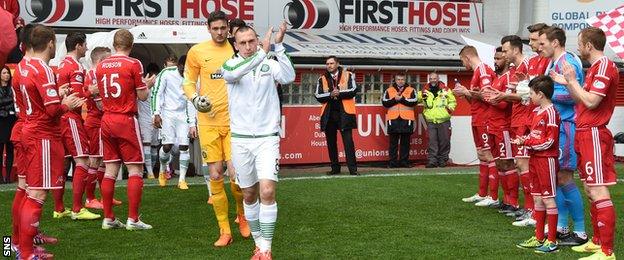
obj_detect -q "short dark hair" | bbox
[207,10,228,27]
[229,18,246,34]
[65,32,86,52]
[496,46,503,53]
[20,23,37,49]
[542,26,566,47]
[234,25,256,36]
[579,27,606,51]
[90,47,111,63]
[30,25,56,53]
[326,55,339,63]
[501,35,523,52]
[529,75,554,99]
[164,55,178,64]
[527,23,549,33]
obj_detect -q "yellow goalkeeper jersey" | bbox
[183,40,234,127]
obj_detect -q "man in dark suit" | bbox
[315,56,358,175]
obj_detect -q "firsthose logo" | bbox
[283,0,329,29]
[25,0,83,23]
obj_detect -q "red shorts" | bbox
[510,126,529,158]
[60,114,90,158]
[529,156,558,198]
[23,136,65,190]
[575,127,617,186]
[85,124,103,158]
[472,126,491,151]
[488,128,513,160]
[13,141,25,178]
[101,113,144,164]
[10,121,25,178]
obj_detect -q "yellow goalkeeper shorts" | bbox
[198,125,231,163]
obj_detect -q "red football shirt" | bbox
[96,54,146,115]
[525,104,560,157]
[84,68,103,127]
[488,70,512,130]
[508,57,536,127]
[11,57,27,121]
[56,55,86,115]
[575,56,620,128]
[469,63,496,126]
[527,54,551,78]
[19,58,63,139]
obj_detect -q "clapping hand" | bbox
[452,83,469,96]
[143,74,156,88]
[261,27,273,54]
[275,21,287,44]
[62,92,86,110]
[511,136,526,145]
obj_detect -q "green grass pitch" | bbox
[0,165,622,259]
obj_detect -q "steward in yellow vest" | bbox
[314,56,358,175]
[418,73,456,168]
[381,74,418,168]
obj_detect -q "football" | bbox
[193,95,212,113]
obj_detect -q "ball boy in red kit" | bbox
[96,29,155,230]
[515,75,560,254]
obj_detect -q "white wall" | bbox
[449,116,479,165]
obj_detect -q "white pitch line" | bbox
[0,171,476,192]
[2,173,621,192]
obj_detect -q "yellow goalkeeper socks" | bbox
[230,180,244,216]
[210,179,231,234]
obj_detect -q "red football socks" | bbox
[127,174,144,221]
[478,162,488,197]
[72,164,89,212]
[546,207,558,243]
[19,196,44,258]
[594,199,615,256]
[11,187,25,245]
[101,176,116,219]
[488,162,499,200]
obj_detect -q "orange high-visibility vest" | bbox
[385,86,416,121]
[320,69,356,115]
